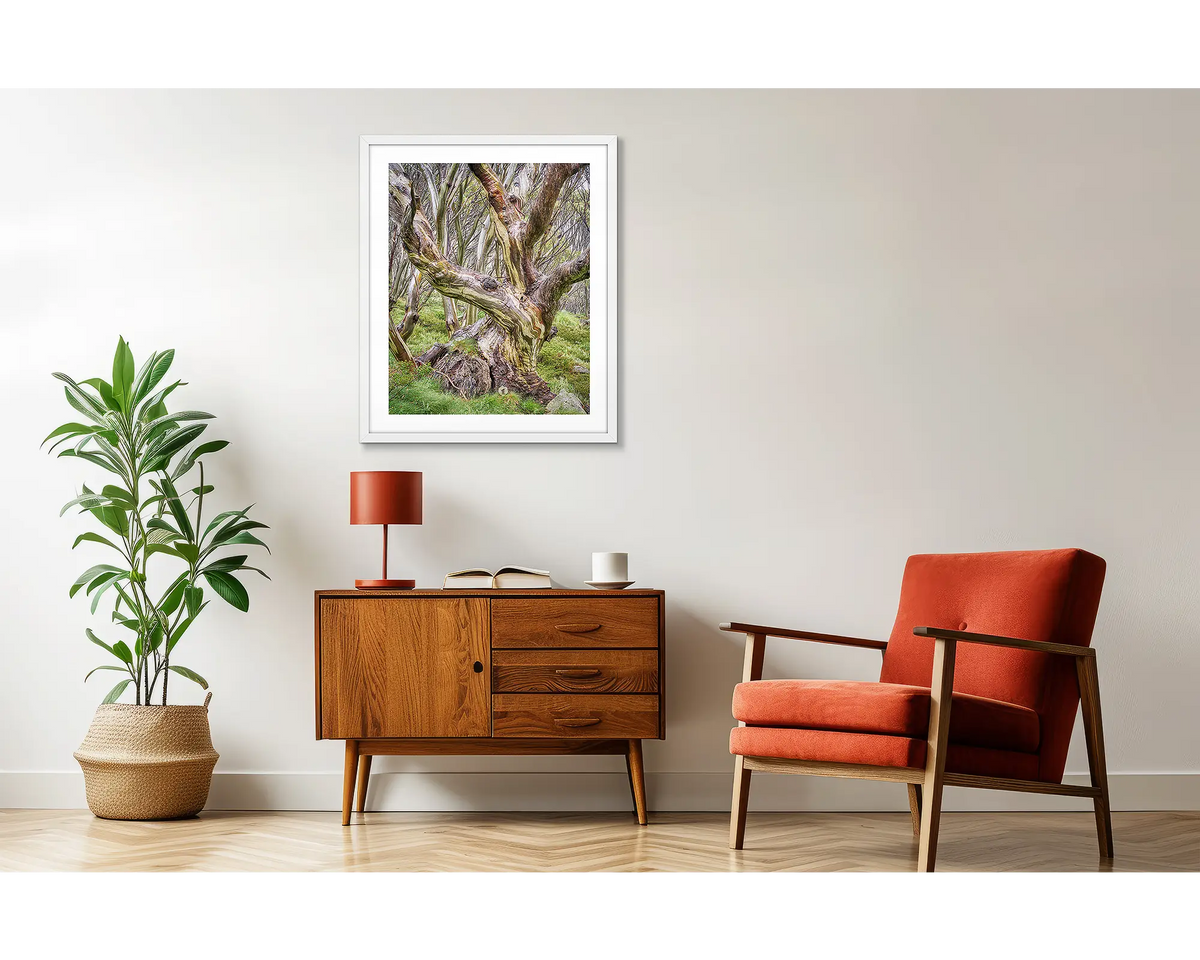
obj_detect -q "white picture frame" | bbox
[359,135,618,443]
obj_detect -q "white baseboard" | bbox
[2,770,1198,812]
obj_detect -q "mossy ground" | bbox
[388,300,590,415]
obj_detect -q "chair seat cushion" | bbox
[729,726,1040,780]
[732,679,1040,754]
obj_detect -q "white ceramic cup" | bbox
[592,552,629,582]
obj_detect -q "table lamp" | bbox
[350,471,422,589]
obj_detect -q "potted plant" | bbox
[45,337,269,819]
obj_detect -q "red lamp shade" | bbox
[350,471,422,526]
[350,471,422,589]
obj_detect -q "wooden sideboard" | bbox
[314,589,665,825]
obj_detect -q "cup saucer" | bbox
[585,580,635,590]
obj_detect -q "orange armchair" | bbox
[722,549,1110,871]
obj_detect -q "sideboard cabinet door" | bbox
[319,598,490,738]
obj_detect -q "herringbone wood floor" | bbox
[2,810,1198,871]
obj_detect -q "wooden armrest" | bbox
[914,626,1094,658]
[720,621,888,651]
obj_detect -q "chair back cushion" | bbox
[878,549,1105,782]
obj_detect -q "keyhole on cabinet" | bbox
[473,661,483,673]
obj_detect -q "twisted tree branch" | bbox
[524,163,585,249]
[390,167,519,320]
[536,249,590,314]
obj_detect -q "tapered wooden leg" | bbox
[907,783,922,838]
[624,753,639,817]
[342,739,359,826]
[918,638,956,872]
[627,739,647,826]
[1078,656,1115,858]
[355,753,373,814]
[730,755,752,849]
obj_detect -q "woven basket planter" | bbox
[74,698,219,820]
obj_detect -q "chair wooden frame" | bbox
[721,621,1113,872]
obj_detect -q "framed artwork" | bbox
[359,135,617,443]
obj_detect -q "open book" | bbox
[443,566,552,589]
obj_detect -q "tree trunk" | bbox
[390,271,423,365]
[476,319,553,404]
[441,295,460,335]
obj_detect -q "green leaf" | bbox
[58,447,123,475]
[184,585,203,618]
[88,502,130,538]
[85,665,129,683]
[43,422,94,447]
[100,484,136,508]
[60,492,110,517]
[101,679,133,704]
[80,377,119,412]
[54,373,107,423]
[111,581,138,616]
[72,531,120,551]
[144,410,214,433]
[85,570,123,596]
[61,385,100,423]
[175,542,200,564]
[209,519,269,546]
[70,564,124,599]
[86,628,115,656]
[204,570,249,611]
[159,576,189,616]
[167,665,209,690]
[90,574,125,614]
[147,617,164,652]
[157,476,194,543]
[191,484,215,496]
[145,527,180,545]
[145,542,183,559]
[204,554,248,573]
[137,380,185,423]
[175,440,229,477]
[146,423,208,471]
[111,640,134,664]
[237,566,270,579]
[220,531,271,553]
[111,336,136,412]
[202,507,251,541]
[131,349,174,407]
[89,434,127,471]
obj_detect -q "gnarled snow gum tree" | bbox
[389,162,589,403]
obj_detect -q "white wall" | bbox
[2,90,1198,812]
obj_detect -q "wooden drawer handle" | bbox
[554,669,601,678]
[553,717,602,727]
[555,622,602,633]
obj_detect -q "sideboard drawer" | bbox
[492,694,660,738]
[492,649,658,694]
[491,597,659,649]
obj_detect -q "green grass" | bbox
[388,301,590,415]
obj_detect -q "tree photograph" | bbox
[387,161,592,416]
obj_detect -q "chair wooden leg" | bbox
[918,638,956,872]
[730,755,752,850]
[1078,657,1115,858]
[341,739,359,826]
[355,753,373,814]
[907,783,922,838]
[627,739,648,826]
[624,752,639,817]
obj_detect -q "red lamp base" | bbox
[355,579,416,590]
